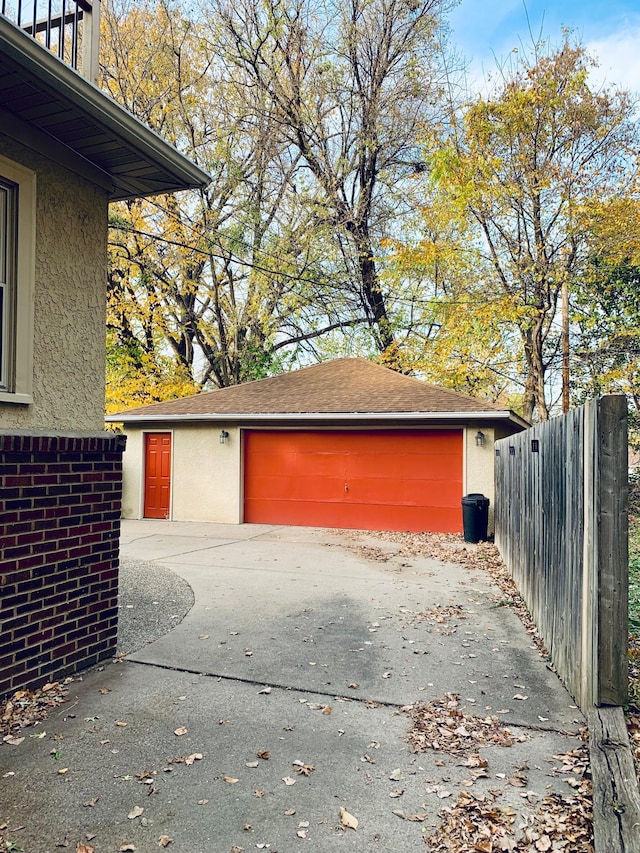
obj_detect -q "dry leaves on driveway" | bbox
[404,693,525,756]
[425,767,593,852]
[0,681,71,737]
[363,532,549,655]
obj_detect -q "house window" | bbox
[0,155,35,404]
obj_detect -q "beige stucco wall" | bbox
[464,426,496,532]
[121,424,242,523]
[0,136,108,431]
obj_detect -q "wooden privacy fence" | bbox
[494,395,628,712]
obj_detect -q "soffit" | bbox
[0,18,210,199]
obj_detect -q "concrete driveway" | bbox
[0,520,586,852]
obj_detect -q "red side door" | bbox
[144,433,172,519]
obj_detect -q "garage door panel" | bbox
[345,476,405,505]
[403,479,462,508]
[346,452,405,479]
[244,429,463,533]
[244,498,351,528]
[293,452,346,478]
[293,476,344,501]
[399,452,461,480]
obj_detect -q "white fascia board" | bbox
[107,410,526,426]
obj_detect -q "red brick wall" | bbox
[0,433,126,696]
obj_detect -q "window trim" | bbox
[0,154,35,405]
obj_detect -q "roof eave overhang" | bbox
[0,17,211,199]
[107,410,529,429]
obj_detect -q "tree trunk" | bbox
[354,228,394,352]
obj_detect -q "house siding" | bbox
[0,432,126,696]
[0,135,107,431]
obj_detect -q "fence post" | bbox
[581,400,597,709]
[596,395,628,706]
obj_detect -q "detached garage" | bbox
[109,358,527,534]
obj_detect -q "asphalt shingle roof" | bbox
[111,358,514,419]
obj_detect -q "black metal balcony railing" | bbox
[1,0,100,81]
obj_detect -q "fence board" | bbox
[495,396,628,710]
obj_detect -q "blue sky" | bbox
[448,0,640,91]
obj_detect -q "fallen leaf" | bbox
[389,768,403,781]
[322,706,332,715]
[83,796,100,807]
[157,837,173,847]
[293,763,315,776]
[253,790,265,798]
[348,683,359,689]
[298,821,310,828]
[185,753,203,765]
[77,845,95,853]
[198,799,209,805]
[243,824,252,831]
[257,750,270,760]
[407,814,428,822]
[119,846,136,852]
[258,687,272,695]
[128,806,144,820]
[3,735,25,746]
[282,776,297,786]
[174,727,188,737]
[198,635,210,640]
[244,649,253,657]
[389,788,404,798]
[230,847,245,853]
[460,754,488,768]
[339,807,358,830]
[29,731,47,739]
[58,768,69,775]
[437,789,452,798]
[246,761,259,768]
[513,694,528,701]
[223,776,240,784]
[284,808,296,816]
[296,830,307,839]
[115,721,128,727]
[99,688,111,695]
[382,672,392,678]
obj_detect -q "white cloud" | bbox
[586,25,640,92]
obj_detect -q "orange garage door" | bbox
[243,429,463,533]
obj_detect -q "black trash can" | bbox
[461,493,490,543]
